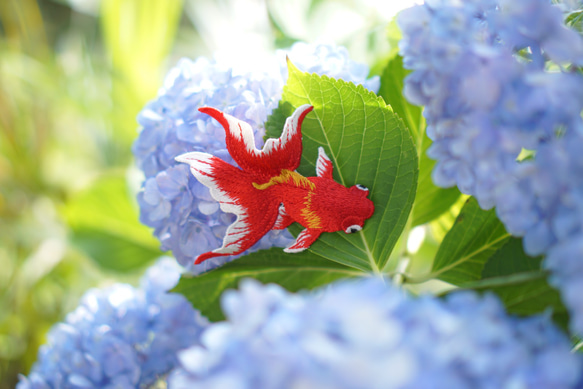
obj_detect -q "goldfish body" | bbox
[176,105,374,264]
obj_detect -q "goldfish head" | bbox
[340,184,374,234]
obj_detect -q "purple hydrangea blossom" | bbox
[169,278,583,388]
[399,0,583,334]
[133,43,380,274]
[17,259,207,389]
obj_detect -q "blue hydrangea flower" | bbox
[399,0,583,334]
[17,259,207,389]
[280,42,380,93]
[399,0,583,206]
[133,43,380,274]
[169,278,583,388]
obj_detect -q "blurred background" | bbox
[0,0,420,386]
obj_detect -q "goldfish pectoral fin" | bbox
[194,250,228,265]
[195,200,280,264]
[315,147,334,179]
[175,151,212,166]
[175,152,239,211]
[194,236,246,265]
[284,228,322,253]
[273,203,294,230]
[176,149,282,265]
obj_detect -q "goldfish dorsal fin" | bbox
[316,147,334,179]
[262,104,313,171]
[198,105,313,176]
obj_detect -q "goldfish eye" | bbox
[356,184,368,192]
[345,224,362,234]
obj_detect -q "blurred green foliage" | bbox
[0,0,184,386]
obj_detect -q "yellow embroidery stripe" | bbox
[252,169,315,191]
[301,191,321,229]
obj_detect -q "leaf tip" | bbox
[286,56,300,75]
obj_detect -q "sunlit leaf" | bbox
[266,61,418,272]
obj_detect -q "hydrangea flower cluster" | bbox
[169,278,583,388]
[279,42,380,93]
[17,259,207,389]
[133,42,380,274]
[398,0,583,333]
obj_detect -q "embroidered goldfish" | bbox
[176,104,374,264]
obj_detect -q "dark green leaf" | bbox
[378,55,422,142]
[265,61,418,272]
[172,248,359,321]
[464,238,566,318]
[482,237,542,277]
[434,224,567,328]
[63,174,162,272]
[431,197,510,285]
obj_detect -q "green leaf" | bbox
[172,248,359,321]
[430,197,510,285]
[377,55,460,226]
[481,237,541,278]
[265,61,418,272]
[459,238,567,319]
[62,173,162,272]
[70,228,160,272]
[566,10,583,33]
[378,55,422,142]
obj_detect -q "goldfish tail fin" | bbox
[198,105,313,176]
[284,228,322,253]
[175,152,280,264]
[197,107,258,172]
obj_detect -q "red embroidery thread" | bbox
[176,105,374,264]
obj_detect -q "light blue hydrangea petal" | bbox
[169,278,583,388]
[17,259,208,389]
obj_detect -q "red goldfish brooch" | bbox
[176,104,374,264]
